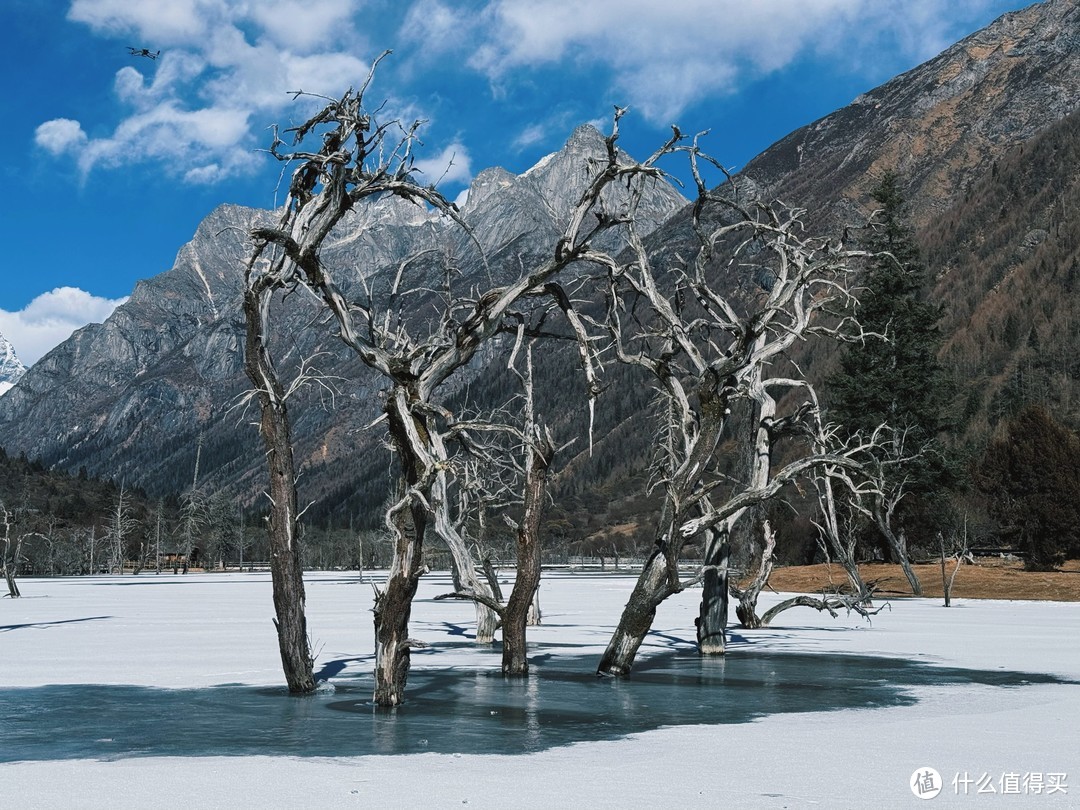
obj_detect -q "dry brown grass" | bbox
[765,558,1080,601]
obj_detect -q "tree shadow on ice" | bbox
[0,616,112,633]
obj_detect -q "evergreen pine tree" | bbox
[829,171,953,548]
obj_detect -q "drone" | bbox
[127,47,160,60]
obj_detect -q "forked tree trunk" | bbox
[698,365,770,651]
[501,429,554,676]
[431,465,499,644]
[372,401,431,706]
[598,392,729,677]
[733,521,779,629]
[2,539,20,599]
[243,283,315,695]
[696,532,731,652]
[3,567,19,598]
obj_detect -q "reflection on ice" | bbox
[1,651,1066,762]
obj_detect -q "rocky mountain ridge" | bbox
[0,331,26,397]
[0,125,686,501]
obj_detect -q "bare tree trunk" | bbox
[2,545,20,597]
[940,530,972,607]
[264,399,315,693]
[875,509,922,595]
[372,396,432,706]
[597,550,676,676]
[242,280,315,695]
[733,521,779,629]
[1,505,21,598]
[697,359,772,653]
[696,529,730,652]
[372,510,423,706]
[939,532,951,608]
[598,392,728,677]
[812,462,873,604]
[502,427,554,676]
[430,470,500,643]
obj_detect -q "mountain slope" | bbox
[743,0,1078,230]
[0,127,686,503]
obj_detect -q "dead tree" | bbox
[808,402,877,604]
[732,520,880,627]
[106,482,138,575]
[731,520,779,629]
[435,339,557,676]
[841,428,928,596]
[869,473,922,595]
[247,56,677,703]
[939,528,973,607]
[595,149,873,675]
[240,261,317,692]
[1,502,22,598]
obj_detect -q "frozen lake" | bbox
[2,572,1079,807]
[4,650,1064,762]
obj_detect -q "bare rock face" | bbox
[0,331,26,396]
[742,0,1080,230]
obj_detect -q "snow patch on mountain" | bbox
[0,330,26,395]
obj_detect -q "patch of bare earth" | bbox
[766,559,1080,601]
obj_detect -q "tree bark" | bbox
[243,282,315,695]
[696,531,730,653]
[501,428,554,676]
[372,516,423,706]
[2,507,22,598]
[875,510,922,595]
[597,389,728,676]
[732,521,779,629]
[372,393,432,706]
[429,453,499,644]
[2,544,20,598]
[597,551,675,676]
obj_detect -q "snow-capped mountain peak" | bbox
[0,330,26,396]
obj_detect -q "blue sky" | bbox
[0,0,1033,366]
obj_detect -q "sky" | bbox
[0,0,1035,367]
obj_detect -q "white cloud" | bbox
[249,0,360,52]
[512,123,548,152]
[35,119,88,155]
[46,0,374,186]
[439,0,1011,122]
[68,0,227,45]
[400,0,469,51]
[46,0,1011,184]
[413,143,472,187]
[0,288,128,367]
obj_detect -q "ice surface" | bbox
[2,571,1078,808]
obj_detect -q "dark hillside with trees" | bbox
[925,108,1080,446]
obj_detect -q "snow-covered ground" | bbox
[2,570,1078,808]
